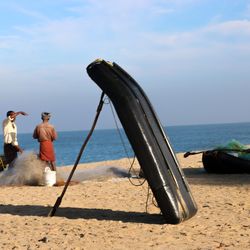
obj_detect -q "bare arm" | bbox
[33,127,38,139]
[51,128,57,141]
[10,111,28,119]
[14,145,23,154]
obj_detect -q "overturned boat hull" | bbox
[87,59,197,224]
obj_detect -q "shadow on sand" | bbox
[0,204,165,224]
[183,167,250,186]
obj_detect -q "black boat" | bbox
[87,59,197,224]
[202,150,250,174]
[48,59,198,222]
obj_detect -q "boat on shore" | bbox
[202,150,250,174]
[184,140,250,174]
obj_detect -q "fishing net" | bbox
[216,139,250,160]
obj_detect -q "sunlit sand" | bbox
[0,153,249,249]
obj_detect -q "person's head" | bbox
[6,110,14,117]
[6,110,15,120]
[41,112,51,121]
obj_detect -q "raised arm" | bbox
[13,111,28,117]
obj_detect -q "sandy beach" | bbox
[0,152,249,249]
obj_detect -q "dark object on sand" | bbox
[86,59,197,224]
[202,150,250,174]
[0,155,7,171]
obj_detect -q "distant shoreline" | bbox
[1,120,250,135]
[1,122,250,167]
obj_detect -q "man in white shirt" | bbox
[2,110,28,166]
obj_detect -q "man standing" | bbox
[33,112,57,171]
[2,110,28,166]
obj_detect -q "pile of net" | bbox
[215,139,250,160]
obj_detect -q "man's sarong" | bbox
[39,140,55,162]
[4,143,18,165]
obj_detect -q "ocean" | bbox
[1,122,250,166]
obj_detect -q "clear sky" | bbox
[1,0,250,133]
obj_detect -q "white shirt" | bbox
[2,116,18,146]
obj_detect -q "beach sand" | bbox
[0,153,249,249]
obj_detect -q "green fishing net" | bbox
[216,139,250,160]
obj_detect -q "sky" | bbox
[1,0,250,133]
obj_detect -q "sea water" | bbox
[0,122,250,167]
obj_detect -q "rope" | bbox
[108,99,146,183]
[108,98,156,212]
[108,99,133,163]
[108,97,163,212]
